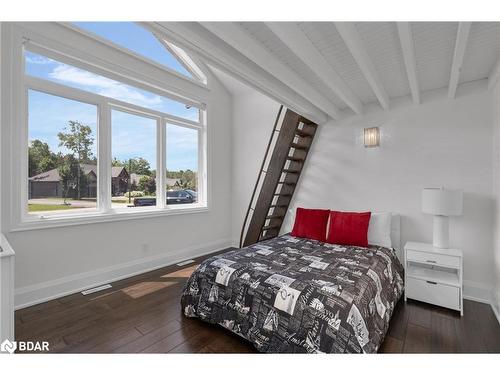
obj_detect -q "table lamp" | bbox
[422,187,463,248]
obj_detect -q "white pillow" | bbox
[368,212,392,248]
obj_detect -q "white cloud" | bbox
[26,55,54,65]
[49,64,163,109]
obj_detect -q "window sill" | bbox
[10,204,209,232]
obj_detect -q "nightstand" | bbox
[404,241,463,315]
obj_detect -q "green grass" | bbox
[43,197,97,202]
[111,198,134,203]
[28,204,84,212]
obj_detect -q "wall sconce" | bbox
[364,127,380,148]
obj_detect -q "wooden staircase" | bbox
[240,107,318,248]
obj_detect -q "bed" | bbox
[181,215,404,353]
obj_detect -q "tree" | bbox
[112,157,151,175]
[58,154,87,204]
[28,140,57,176]
[112,157,124,167]
[128,157,152,175]
[58,121,94,162]
[167,169,197,190]
[138,175,156,195]
[58,121,94,199]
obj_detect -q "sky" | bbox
[73,22,193,78]
[27,22,200,172]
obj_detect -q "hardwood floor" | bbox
[15,249,500,353]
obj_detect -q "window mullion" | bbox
[98,101,112,213]
[157,118,166,209]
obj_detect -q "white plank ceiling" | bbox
[238,22,348,109]
[153,21,500,121]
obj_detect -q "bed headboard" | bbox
[390,213,402,261]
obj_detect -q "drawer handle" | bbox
[426,280,437,285]
[426,260,437,264]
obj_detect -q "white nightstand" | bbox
[404,241,463,315]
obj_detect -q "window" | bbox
[28,90,98,215]
[25,51,200,122]
[111,110,157,209]
[15,24,207,227]
[166,124,199,205]
[71,22,202,81]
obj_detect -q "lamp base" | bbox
[433,215,449,248]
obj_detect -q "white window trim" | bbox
[25,40,206,112]
[16,22,209,108]
[156,37,208,85]
[3,23,209,232]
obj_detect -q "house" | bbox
[28,163,98,199]
[29,164,129,198]
[166,177,181,189]
[129,173,144,187]
[110,166,129,196]
[2,16,500,363]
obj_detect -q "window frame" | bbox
[6,23,209,231]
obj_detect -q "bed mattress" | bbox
[181,234,404,353]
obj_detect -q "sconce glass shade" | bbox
[364,127,380,147]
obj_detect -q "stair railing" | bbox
[239,105,284,248]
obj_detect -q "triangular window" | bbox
[72,22,206,83]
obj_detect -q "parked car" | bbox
[133,190,197,206]
[167,189,197,204]
[132,197,156,206]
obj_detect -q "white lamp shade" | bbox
[422,188,463,216]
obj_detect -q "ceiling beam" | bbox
[396,22,420,105]
[144,22,328,124]
[448,22,472,99]
[266,22,363,115]
[334,22,390,110]
[200,22,341,119]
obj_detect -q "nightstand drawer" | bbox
[406,249,460,268]
[406,277,460,311]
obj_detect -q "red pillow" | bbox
[327,211,371,247]
[291,207,330,242]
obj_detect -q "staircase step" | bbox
[299,117,315,125]
[273,192,292,197]
[282,169,300,174]
[286,156,305,162]
[266,213,285,219]
[261,224,281,231]
[269,204,288,208]
[277,181,296,186]
[290,143,308,150]
[295,129,313,138]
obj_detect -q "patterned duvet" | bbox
[181,234,404,353]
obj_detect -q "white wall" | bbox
[492,79,500,317]
[232,80,495,303]
[230,90,280,243]
[2,61,234,308]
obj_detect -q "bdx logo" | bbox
[1,339,49,354]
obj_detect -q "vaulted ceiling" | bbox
[146,22,500,123]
